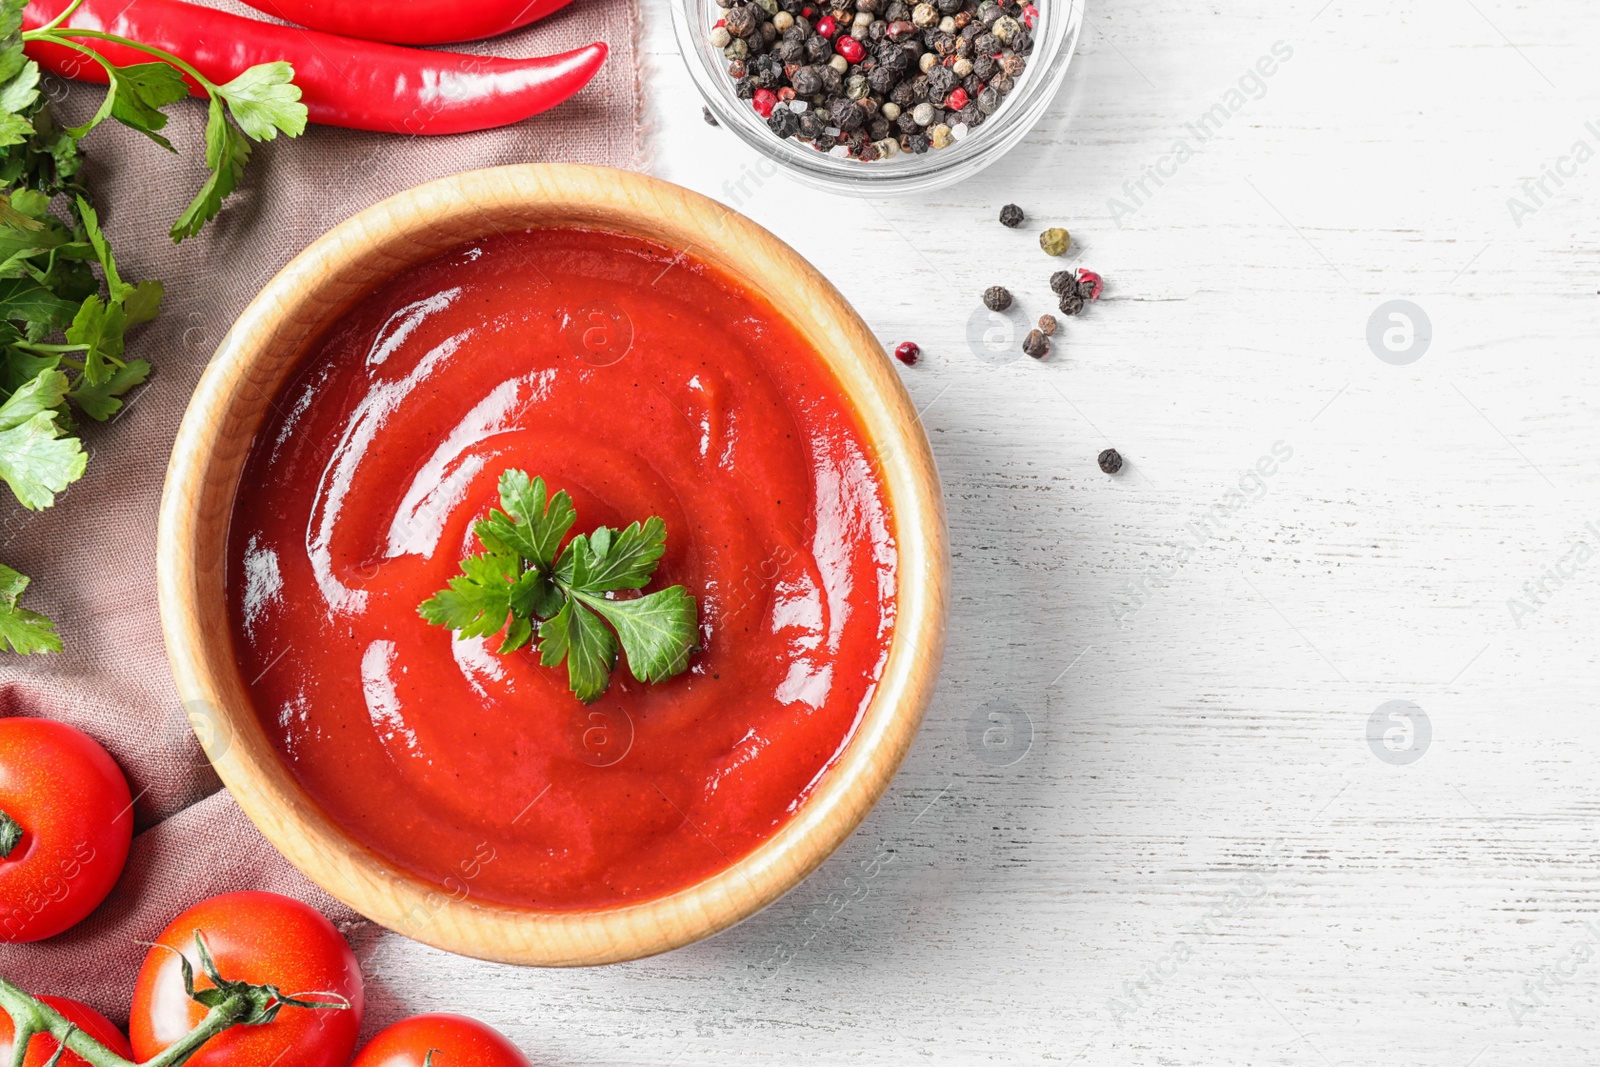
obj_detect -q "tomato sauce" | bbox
[226,229,896,910]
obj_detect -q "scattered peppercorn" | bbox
[1076,267,1104,301]
[1048,269,1074,295]
[1022,329,1048,358]
[1058,290,1085,316]
[999,203,1024,228]
[1039,227,1070,256]
[982,285,1012,311]
[894,340,920,365]
[1037,313,1056,335]
[703,105,719,126]
[1098,448,1123,475]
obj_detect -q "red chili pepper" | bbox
[22,0,607,135]
[236,0,576,45]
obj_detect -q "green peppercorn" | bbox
[1039,227,1070,256]
[982,285,1012,311]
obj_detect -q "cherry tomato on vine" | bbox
[0,994,134,1067]
[0,718,134,942]
[129,891,364,1067]
[352,1015,533,1067]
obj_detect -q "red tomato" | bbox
[352,1015,532,1067]
[0,995,134,1067]
[0,718,134,942]
[130,891,364,1067]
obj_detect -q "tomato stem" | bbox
[0,955,343,1067]
[0,811,20,859]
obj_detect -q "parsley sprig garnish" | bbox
[419,471,700,703]
[0,0,306,652]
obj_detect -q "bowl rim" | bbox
[157,163,949,966]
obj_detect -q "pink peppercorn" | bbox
[752,88,777,117]
[835,34,865,62]
[815,14,837,37]
[1076,268,1104,301]
[946,87,969,110]
[894,341,920,365]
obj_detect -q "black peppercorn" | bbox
[868,65,899,94]
[725,5,759,35]
[982,285,1012,311]
[999,203,1023,228]
[830,97,866,130]
[905,132,931,153]
[926,64,957,95]
[1058,291,1086,316]
[869,116,891,139]
[1049,270,1074,295]
[805,34,833,62]
[790,65,822,95]
[1097,448,1123,475]
[1022,329,1048,358]
[798,109,826,138]
[768,106,802,137]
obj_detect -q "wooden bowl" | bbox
[157,164,948,966]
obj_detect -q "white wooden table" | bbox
[361,2,1600,1062]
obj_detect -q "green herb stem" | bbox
[30,0,87,35]
[21,27,220,96]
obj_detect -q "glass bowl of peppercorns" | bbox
[674,0,1083,192]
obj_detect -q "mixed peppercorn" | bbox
[710,0,1038,160]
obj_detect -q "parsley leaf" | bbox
[217,62,306,141]
[416,552,521,640]
[169,97,250,243]
[474,470,575,570]
[419,470,700,703]
[108,62,188,150]
[0,563,60,653]
[572,586,698,684]
[537,599,618,704]
[0,367,84,508]
[564,517,669,592]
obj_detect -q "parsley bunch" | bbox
[0,0,306,652]
[419,471,700,704]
